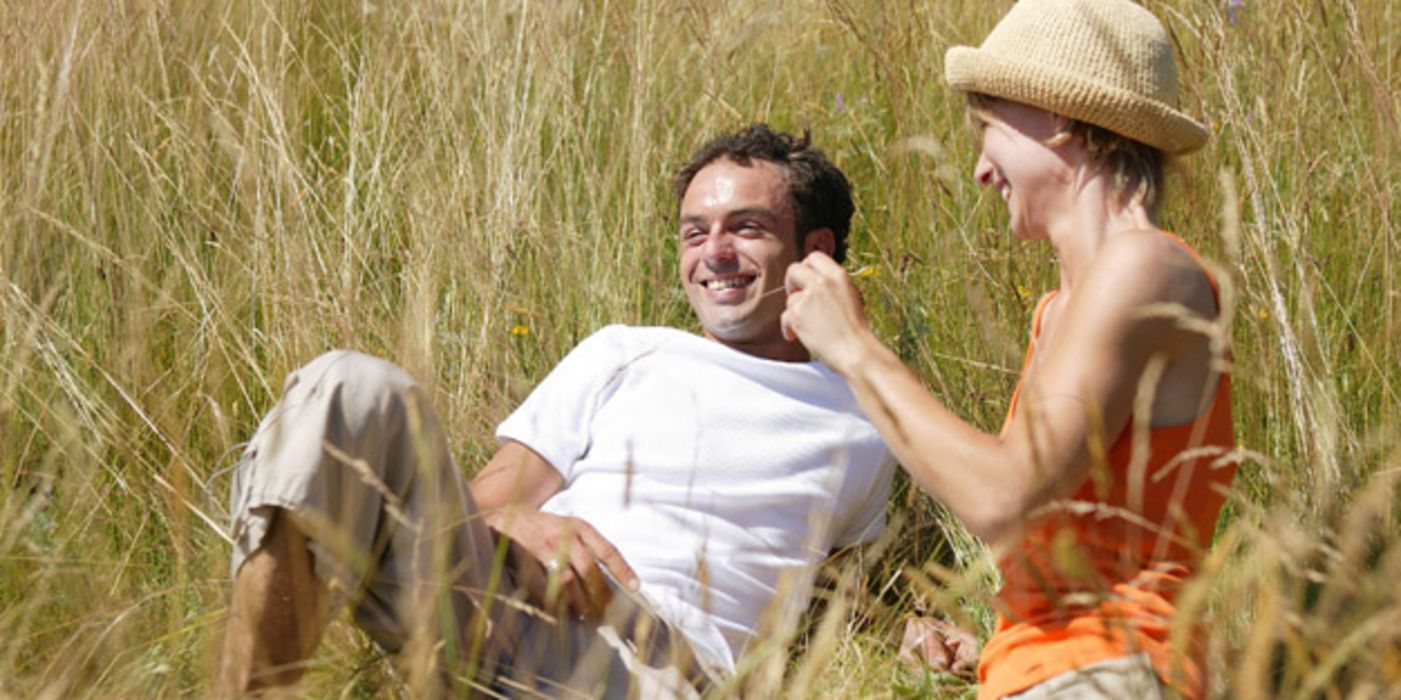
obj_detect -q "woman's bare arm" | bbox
[782,233,1212,544]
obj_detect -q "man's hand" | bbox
[485,506,638,621]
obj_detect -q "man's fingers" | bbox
[575,559,611,619]
[540,552,597,618]
[559,538,609,619]
[555,566,590,617]
[576,520,638,592]
[519,514,633,620]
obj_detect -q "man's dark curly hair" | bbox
[672,124,853,263]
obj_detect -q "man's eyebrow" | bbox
[677,207,780,229]
[724,207,780,221]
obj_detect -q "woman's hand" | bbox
[782,251,877,375]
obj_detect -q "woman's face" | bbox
[972,99,1079,240]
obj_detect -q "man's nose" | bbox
[702,229,737,263]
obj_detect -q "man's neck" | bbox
[703,332,813,363]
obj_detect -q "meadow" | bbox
[0,0,1397,696]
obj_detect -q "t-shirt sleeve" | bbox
[495,325,630,482]
[832,452,896,548]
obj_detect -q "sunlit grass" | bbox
[0,0,1396,696]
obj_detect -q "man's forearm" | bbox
[469,440,565,516]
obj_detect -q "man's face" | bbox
[678,158,809,358]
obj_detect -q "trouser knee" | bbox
[229,350,446,584]
[294,350,424,420]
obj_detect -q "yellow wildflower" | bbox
[510,325,530,337]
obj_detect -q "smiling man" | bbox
[220,124,894,698]
[675,129,851,362]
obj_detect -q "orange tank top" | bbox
[977,235,1237,700]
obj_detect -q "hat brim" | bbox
[945,46,1208,155]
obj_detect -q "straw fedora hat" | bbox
[945,0,1208,155]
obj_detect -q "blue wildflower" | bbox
[1228,0,1245,24]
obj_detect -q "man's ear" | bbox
[802,228,836,258]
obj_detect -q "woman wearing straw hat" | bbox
[781,0,1235,698]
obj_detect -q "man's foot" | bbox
[898,616,978,677]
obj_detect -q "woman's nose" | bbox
[974,152,995,187]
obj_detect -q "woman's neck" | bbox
[1046,174,1159,293]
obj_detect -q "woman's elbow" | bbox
[958,495,1030,544]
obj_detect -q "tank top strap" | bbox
[1002,291,1059,432]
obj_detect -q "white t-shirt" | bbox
[496,325,896,672]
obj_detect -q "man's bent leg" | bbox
[220,509,330,695]
[222,351,502,695]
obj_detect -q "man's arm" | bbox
[470,440,566,513]
[470,441,638,620]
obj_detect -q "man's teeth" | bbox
[705,277,751,291]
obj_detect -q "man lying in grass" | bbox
[219,124,896,698]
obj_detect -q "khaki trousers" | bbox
[1003,654,1173,699]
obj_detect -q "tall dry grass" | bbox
[0,0,1396,696]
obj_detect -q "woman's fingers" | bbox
[785,260,811,296]
[784,254,865,353]
[781,309,797,342]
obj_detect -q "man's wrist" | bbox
[480,503,526,533]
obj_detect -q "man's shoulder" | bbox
[546,325,706,383]
[586,324,689,344]
[572,324,694,359]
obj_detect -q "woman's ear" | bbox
[802,228,836,257]
[1044,114,1076,149]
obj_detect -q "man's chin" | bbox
[699,321,758,345]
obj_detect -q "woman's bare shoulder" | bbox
[1091,230,1217,317]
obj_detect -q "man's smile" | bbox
[700,274,757,295]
